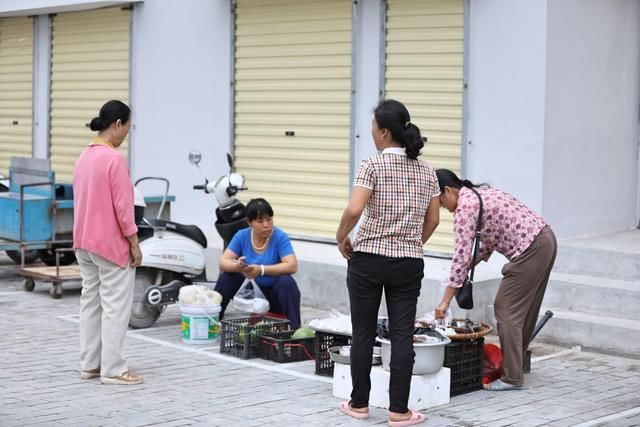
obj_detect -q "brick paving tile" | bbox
[1,254,639,427]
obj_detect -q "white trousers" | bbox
[76,249,135,377]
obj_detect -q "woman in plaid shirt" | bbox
[336,99,440,426]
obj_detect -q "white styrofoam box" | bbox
[332,363,450,410]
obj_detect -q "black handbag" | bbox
[455,188,483,310]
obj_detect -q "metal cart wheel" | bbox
[50,284,63,299]
[23,278,35,292]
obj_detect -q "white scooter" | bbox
[129,151,248,329]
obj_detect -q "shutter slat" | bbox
[50,7,130,183]
[234,0,352,239]
[0,17,33,175]
[385,0,465,255]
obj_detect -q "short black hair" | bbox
[246,198,274,221]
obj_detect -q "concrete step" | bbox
[554,230,640,281]
[534,309,640,358]
[544,272,640,320]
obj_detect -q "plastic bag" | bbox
[232,279,270,314]
[178,284,222,306]
[483,343,503,384]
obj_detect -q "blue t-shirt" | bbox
[227,226,294,287]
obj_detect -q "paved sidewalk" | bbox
[0,255,639,427]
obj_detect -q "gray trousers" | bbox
[494,226,557,386]
[76,249,135,377]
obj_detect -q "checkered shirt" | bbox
[352,148,440,258]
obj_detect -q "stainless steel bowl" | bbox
[328,346,382,365]
[376,335,451,375]
[451,319,482,333]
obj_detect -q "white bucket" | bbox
[180,303,221,345]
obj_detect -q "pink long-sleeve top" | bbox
[73,140,137,268]
[448,186,548,288]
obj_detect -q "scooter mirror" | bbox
[226,153,235,172]
[188,150,202,166]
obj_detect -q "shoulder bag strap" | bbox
[467,187,484,282]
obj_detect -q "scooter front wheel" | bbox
[129,268,162,329]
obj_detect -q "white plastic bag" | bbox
[178,284,222,306]
[232,279,270,314]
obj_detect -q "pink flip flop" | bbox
[339,400,369,420]
[388,409,426,427]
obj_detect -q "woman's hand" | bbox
[243,264,261,280]
[435,301,449,320]
[435,287,457,319]
[130,243,142,268]
[336,186,371,261]
[126,234,142,268]
[219,249,246,273]
[338,237,353,261]
[231,256,247,273]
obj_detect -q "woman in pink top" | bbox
[434,169,557,391]
[73,100,143,385]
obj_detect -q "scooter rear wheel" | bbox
[129,268,162,329]
[6,250,41,264]
[38,248,76,266]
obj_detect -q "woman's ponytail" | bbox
[436,169,483,193]
[404,123,424,160]
[89,117,104,131]
[461,179,476,188]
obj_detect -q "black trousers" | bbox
[347,252,423,414]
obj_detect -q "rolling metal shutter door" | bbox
[50,7,129,183]
[234,0,352,239]
[0,17,33,175]
[385,0,464,254]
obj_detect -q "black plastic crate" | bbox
[220,315,290,359]
[443,337,484,396]
[314,330,351,376]
[259,331,316,363]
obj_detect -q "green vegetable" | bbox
[235,321,271,346]
[235,324,250,344]
[292,326,315,339]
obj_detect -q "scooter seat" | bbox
[146,219,208,248]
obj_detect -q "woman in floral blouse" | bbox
[434,169,557,391]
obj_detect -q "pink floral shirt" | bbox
[448,186,548,288]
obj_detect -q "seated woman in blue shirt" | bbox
[215,198,301,328]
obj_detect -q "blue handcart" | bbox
[0,157,77,298]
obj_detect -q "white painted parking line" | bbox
[531,345,581,363]
[58,313,583,388]
[573,406,640,427]
[57,314,332,385]
[129,332,332,384]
